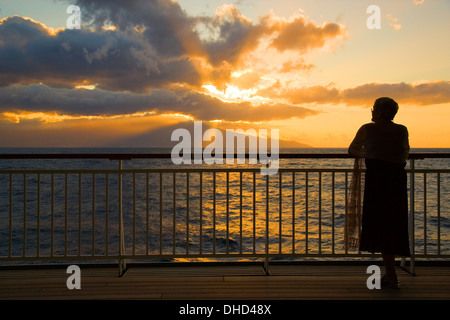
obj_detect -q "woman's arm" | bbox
[402,126,410,161]
[348,125,367,158]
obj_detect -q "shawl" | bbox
[345,157,364,251]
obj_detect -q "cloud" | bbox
[264,83,340,104]
[341,81,450,106]
[199,4,264,67]
[386,14,402,31]
[0,0,347,91]
[279,59,315,73]
[0,1,349,126]
[175,89,319,121]
[0,16,202,91]
[267,15,345,53]
[0,84,318,122]
[0,84,174,116]
[73,0,206,58]
[3,80,441,125]
[261,81,450,106]
[229,71,262,89]
[0,0,349,125]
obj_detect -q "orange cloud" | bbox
[0,112,189,147]
[387,14,402,31]
[1,110,157,124]
[277,85,340,104]
[269,15,345,53]
[342,81,450,106]
[258,81,450,106]
[0,83,319,123]
[0,2,347,94]
[279,59,315,73]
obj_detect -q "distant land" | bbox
[113,121,313,149]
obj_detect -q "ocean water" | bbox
[0,148,449,264]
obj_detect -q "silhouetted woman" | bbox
[349,97,410,288]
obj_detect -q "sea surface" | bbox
[0,148,449,265]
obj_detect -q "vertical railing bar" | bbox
[78,173,81,257]
[319,171,322,254]
[9,173,12,258]
[279,172,282,254]
[213,171,216,255]
[65,173,68,257]
[118,159,126,276]
[106,173,109,256]
[51,173,54,257]
[37,173,40,257]
[423,172,427,256]
[331,171,335,255]
[146,172,149,256]
[437,172,441,255]
[186,172,189,255]
[226,171,229,255]
[292,171,295,255]
[173,172,176,255]
[305,172,308,254]
[92,173,95,256]
[253,171,256,255]
[159,172,163,255]
[358,168,363,254]
[408,159,416,274]
[344,171,348,255]
[265,169,269,273]
[240,171,243,254]
[200,172,203,255]
[132,172,136,256]
[23,173,26,257]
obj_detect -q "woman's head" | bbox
[372,97,399,122]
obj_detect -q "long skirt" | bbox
[359,158,411,257]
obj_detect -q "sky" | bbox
[0,0,449,148]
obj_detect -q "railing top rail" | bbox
[0,152,448,160]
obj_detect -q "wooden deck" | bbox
[0,263,449,301]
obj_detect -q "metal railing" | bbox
[0,152,448,275]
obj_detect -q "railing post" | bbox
[402,159,416,275]
[264,164,271,276]
[118,159,127,277]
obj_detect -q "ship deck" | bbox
[1,262,449,301]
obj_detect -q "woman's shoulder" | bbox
[393,123,409,133]
[359,123,374,130]
[359,122,377,132]
[395,123,408,129]
[365,121,408,131]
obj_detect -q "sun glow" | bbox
[75,84,97,90]
[2,111,157,124]
[160,113,195,121]
[202,84,270,105]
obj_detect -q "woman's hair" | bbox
[373,97,399,120]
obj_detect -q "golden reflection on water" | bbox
[125,170,352,260]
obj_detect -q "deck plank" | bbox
[0,264,449,300]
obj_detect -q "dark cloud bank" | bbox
[0,0,448,124]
